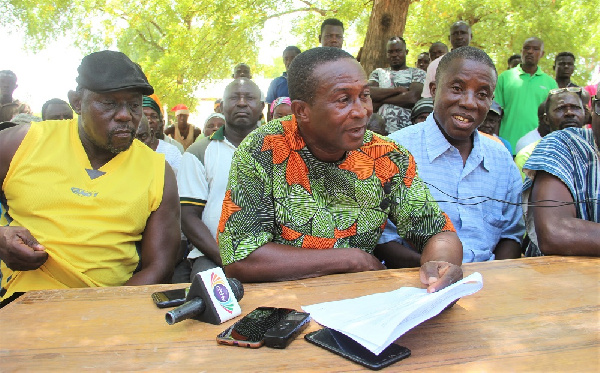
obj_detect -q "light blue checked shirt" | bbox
[379,113,525,262]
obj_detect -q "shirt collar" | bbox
[208,125,225,140]
[424,114,453,162]
[517,64,544,76]
[425,113,489,171]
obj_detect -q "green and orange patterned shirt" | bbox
[218,116,454,266]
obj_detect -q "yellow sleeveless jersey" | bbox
[1,119,165,300]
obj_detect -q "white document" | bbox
[302,272,483,355]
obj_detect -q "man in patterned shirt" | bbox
[368,37,425,133]
[218,47,463,292]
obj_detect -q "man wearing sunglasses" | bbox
[521,84,599,257]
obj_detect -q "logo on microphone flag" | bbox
[211,271,235,314]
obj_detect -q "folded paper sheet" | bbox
[302,272,483,355]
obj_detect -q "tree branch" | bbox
[263,6,327,20]
[135,29,165,52]
[149,19,165,36]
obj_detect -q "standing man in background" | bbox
[369,37,425,133]
[319,18,344,48]
[553,52,577,88]
[495,37,557,154]
[0,71,32,122]
[165,104,201,150]
[422,22,472,98]
[266,46,301,121]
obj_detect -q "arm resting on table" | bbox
[181,204,222,266]
[125,163,181,285]
[224,242,385,282]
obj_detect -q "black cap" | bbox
[76,50,153,95]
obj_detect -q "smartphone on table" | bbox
[216,307,295,348]
[151,288,188,308]
[305,327,410,370]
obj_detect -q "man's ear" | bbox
[67,90,83,115]
[318,34,322,44]
[406,49,409,55]
[291,100,310,123]
[430,82,437,99]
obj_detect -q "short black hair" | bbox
[429,42,448,52]
[508,54,521,64]
[288,47,354,104]
[388,36,406,45]
[320,18,344,34]
[41,98,70,120]
[555,51,575,63]
[284,46,301,55]
[435,46,497,85]
[450,20,471,32]
[0,70,17,81]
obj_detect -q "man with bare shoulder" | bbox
[522,84,599,257]
[218,47,463,292]
[0,51,180,305]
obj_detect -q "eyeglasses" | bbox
[592,97,600,116]
[549,86,582,95]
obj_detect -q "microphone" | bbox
[166,267,244,325]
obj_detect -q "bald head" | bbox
[222,78,264,130]
[232,63,252,79]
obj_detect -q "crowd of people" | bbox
[0,17,598,306]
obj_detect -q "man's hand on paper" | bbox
[420,261,463,293]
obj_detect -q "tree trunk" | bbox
[359,0,411,76]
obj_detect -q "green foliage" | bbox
[404,0,599,85]
[2,0,598,109]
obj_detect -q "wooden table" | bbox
[0,256,598,371]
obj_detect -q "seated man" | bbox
[376,47,524,265]
[0,51,180,304]
[478,101,512,153]
[135,114,182,175]
[175,79,263,283]
[218,47,463,292]
[142,95,184,154]
[516,88,585,180]
[522,84,599,257]
[41,98,74,121]
[410,97,433,125]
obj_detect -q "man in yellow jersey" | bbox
[0,51,180,305]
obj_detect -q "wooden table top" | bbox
[0,256,598,372]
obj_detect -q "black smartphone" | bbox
[305,328,410,370]
[216,307,294,348]
[151,288,187,308]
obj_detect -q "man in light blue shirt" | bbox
[376,46,524,264]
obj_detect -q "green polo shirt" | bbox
[494,65,557,155]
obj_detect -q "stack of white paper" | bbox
[302,272,483,355]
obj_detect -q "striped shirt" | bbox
[522,127,599,256]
